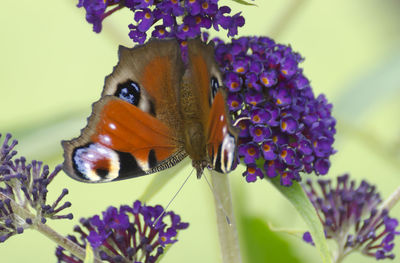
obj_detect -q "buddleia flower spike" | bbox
[56,200,189,263]
[0,133,72,243]
[303,174,400,261]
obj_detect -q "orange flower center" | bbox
[255,129,262,136]
[253,115,260,122]
[262,77,269,85]
[248,167,256,174]
[195,16,202,24]
[263,144,270,151]
[248,147,256,156]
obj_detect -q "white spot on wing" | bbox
[109,123,116,130]
[99,134,112,146]
[221,133,236,173]
[137,158,149,171]
[73,143,120,182]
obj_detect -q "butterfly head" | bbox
[192,159,209,179]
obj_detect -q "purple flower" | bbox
[236,118,251,138]
[214,36,336,185]
[243,164,264,183]
[303,174,400,260]
[134,9,154,32]
[128,24,147,44]
[238,142,260,164]
[245,90,264,106]
[56,200,189,263]
[225,72,243,92]
[77,0,245,45]
[261,140,277,160]
[250,108,271,125]
[227,92,243,111]
[249,125,271,143]
[0,133,72,243]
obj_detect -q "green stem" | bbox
[380,186,400,211]
[210,171,242,263]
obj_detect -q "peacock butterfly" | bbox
[62,38,238,182]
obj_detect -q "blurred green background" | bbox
[1,0,400,262]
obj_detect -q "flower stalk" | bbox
[0,192,101,262]
[210,171,241,263]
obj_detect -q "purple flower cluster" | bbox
[56,200,189,263]
[0,133,72,243]
[212,36,336,185]
[303,174,400,260]
[77,0,244,44]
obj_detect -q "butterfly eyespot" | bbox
[72,143,120,182]
[211,77,219,97]
[209,76,220,106]
[115,80,141,106]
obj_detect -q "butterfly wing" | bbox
[63,39,187,183]
[186,39,238,173]
[205,90,237,173]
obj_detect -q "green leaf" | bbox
[84,244,95,263]
[268,177,332,263]
[230,0,257,6]
[239,215,303,263]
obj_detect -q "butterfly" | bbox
[62,38,238,183]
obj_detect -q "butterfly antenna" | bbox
[153,168,195,227]
[203,172,232,226]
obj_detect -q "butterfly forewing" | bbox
[62,39,188,183]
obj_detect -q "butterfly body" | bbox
[62,38,237,182]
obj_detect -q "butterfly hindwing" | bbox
[186,39,238,173]
[62,39,188,183]
[206,90,237,173]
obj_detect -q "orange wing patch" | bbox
[206,91,238,173]
[92,97,178,164]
